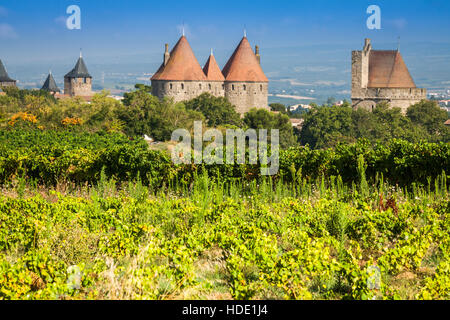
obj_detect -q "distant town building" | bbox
[0,59,17,87]
[64,53,92,97]
[288,104,311,112]
[445,119,450,126]
[289,118,304,130]
[151,35,269,115]
[351,38,426,113]
[41,71,60,95]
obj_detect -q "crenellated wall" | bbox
[352,87,427,113]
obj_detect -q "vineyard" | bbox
[0,129,449,300]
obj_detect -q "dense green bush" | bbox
[0,129,448,187]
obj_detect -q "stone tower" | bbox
[151,35,269,115]
[0,59,17,87]
[351,38,426,113]
[203,49,225,96]
[41,71,60,94]
[151,36,209,101]
[222,37,269,114]
[64,53,92,97]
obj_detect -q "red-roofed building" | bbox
[351,39,426,113]
[151,35,268,115]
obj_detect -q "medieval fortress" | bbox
[351,38,426,113]
[1,36,427,114]
[151,35,269,114]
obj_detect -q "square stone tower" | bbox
[64,53,92,97]
[351,38,426,113]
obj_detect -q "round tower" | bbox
[222,37,269,114]
[151,36,209,102]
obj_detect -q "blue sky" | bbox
[1,0,450,64]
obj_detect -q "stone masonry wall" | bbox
[64,77,92,96]
[151,80,223,102]
[351,48,426,114]
[152,80,269,115]
[224,82,268,114]
[352,87,427,113]
[0,81,16,87]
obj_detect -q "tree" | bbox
[134,83,152,93]
[407,100,449,139]
[244,108,297,148]
[117,88,203,141]
[184,93,242,127]
[326,97,336,106]
[299,105,354,149]
[269,103,288,114]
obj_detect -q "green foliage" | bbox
[118,88,204,140]
[407,100,450,140]
[184,93,242,127]
[0,173,448,300]
[244,108,297,148]
[0,129,174,186]
[269,103,288,114]
[0,129,448,188]
[299,102,448,149]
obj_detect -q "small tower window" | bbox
[243,85,247,91]
[83,78,87,84]
[260,85,263,91]
[181,83,185,90]
[209,84,212,90]
[170,83,173,90]
[222,84,225,90]
[232,84,235,90]
[199,84,202,89]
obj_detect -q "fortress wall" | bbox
[152,80,224,102]
[224,82,268,114]
[0,81,16,88]
[352,88,427,113]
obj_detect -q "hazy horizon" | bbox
[1,0,450,104]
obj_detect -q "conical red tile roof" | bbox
[368,50,416,88]
[151,36,207,81]
[203,54,225,81]
[222,37,268,82]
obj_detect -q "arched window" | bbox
[209,84,212,90]
[260,85,263,91]
[170,83,173,90]
[181,83,185,90]
[232,84,235,90]
[199,84,202,89]
[222,84,225,90]
[243,85,247,91]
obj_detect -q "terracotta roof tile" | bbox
[368,50,416,88]
[203,54,225,81]
[222,37,268,82]
[151,36,207,81]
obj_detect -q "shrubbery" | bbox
[0,129,448,187]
